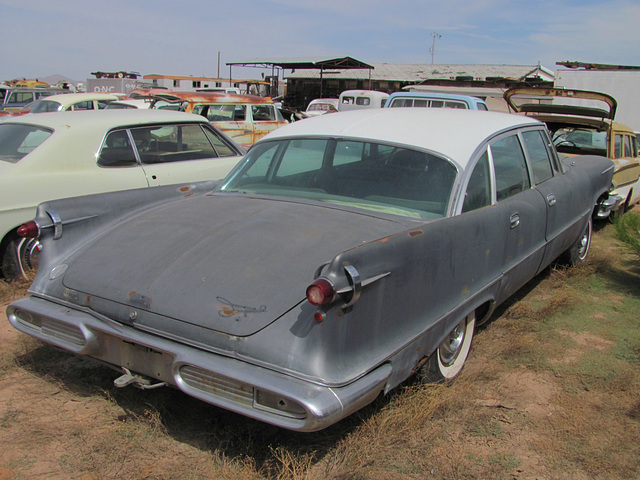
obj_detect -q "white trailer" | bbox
[555,64,640,132]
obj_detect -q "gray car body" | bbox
[7,109,614,431]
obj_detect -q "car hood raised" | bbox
[504,87,617,120]
[62,194,409,336]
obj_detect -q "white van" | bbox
[338,90,389,111]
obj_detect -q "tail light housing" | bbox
[17,220,39,239]
[306,278,335,306]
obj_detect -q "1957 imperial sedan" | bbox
[7,108,615,431]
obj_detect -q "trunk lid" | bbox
[62,194,408,336]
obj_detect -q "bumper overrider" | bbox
[595,193,623,219]
[7,296,391,432]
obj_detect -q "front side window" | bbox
[0,124,52,163]
[131,124,220,164]
[491,134,531,201]
[219,138,456,219]
[202,127,238,157]
[389,98,413,107]
[522,130,553,184]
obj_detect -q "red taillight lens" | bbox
[17,220,39,239]
[306,278,335,306]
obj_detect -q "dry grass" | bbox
[1,223,639,479]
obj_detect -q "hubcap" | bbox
[577,221,591,259]
[439,320,466,366]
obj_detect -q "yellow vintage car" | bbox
[150,91,288,150]
[505,87,640,213]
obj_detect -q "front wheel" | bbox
[422,312,475,383]
[562,216,592,266]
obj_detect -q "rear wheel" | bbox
[1,234,39,280]
[422,312,475,382]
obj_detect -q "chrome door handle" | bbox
[510,213,520,229]
[546,194,556,206]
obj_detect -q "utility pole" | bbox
[429,32,441,64]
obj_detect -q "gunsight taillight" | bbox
[17,220,39,239]
[306,278,335,306]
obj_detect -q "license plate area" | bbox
[119,340,173,382]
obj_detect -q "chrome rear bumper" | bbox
[7,295,391,432]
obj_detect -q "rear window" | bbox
[30,100,63,113]
[0,123,53,163]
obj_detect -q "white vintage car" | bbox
[0,110,244,279]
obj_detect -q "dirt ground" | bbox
[0,223,639,479]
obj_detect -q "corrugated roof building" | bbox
[285,63,554,111]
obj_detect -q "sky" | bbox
[3,0,640,83]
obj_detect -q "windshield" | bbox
[553,127,607,156]
[30,100,63,113]
[218,138,456,219]
[307,103,335,112]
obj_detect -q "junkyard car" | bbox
[505,87,640,212]
[150,91,287,150]
[7,108,615,431]
[0,86,66,112]
[3,92,122,118]
[386,91,489,110]
[0,110,243,279]
[338,90,389,111]
[304,98,339,116]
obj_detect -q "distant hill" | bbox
[41,74,81,85]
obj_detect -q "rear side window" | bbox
[0,124,52,163]
[31,100,63,113]
[201,104,247,122]
[491,134,531,201]
[462,152,491,213]
[71,100,94,111]
[522,130,553,184]
[615,134,623,158]
[251,104,276,121]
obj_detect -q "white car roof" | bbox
[263,108,541,169]
[34,92,122,106]
[4,109,209,130]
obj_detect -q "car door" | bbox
[129,123,241,186]
[250,104,285,145]
[520,128,591,271]
[488,132,548,300]
[206,104,253,150]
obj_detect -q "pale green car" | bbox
[0,109,244,279]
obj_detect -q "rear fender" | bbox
[27,180,219,295]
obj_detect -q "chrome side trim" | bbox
[38,211,98,239]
